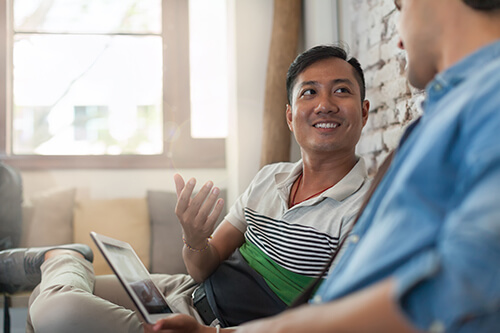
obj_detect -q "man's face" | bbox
[286,57,369,157]
[395,0,441,89]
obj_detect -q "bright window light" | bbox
[11,0,163,156]
[189,0,229,138]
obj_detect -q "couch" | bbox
[2,186,226,309]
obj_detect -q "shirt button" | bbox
[350,234,360,244]
[312,295,322,304]
[429,320,445,333]
[434,84,443,92]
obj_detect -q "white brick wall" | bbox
[344,0,424,175]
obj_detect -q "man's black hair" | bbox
[286,44,366,105]
[463,0,500,10]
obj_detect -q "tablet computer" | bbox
[90,231,173,324]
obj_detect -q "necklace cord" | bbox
[289,172,338,207]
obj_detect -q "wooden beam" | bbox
[260,0,302,167]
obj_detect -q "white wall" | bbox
[21,168,228,201]
[226,0,274,204]
[303,0,339,50]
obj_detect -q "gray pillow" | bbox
[146,189,227,275]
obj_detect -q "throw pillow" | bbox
[23,187,76,247]
[73,198,150,275]
[147,190,186,274]
[146,189,227,274]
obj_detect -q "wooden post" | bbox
[260,0,302,167]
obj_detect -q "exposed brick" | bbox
[358,43,381,69]
[356,131,384,155]
[379,0,398,17]
[380,76,410,102]
[382,125,404,150]
[348,0,423,174]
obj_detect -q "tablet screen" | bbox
[103,242,172,314]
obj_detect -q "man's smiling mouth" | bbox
[314,122,340,129]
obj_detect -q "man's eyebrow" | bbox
[297,80,319,89]
[331,78,356,86]
[297,78,355,89]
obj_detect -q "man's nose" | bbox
[314,97,338,114]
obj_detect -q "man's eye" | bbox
[302,89,316,96]
[334,87,349,93]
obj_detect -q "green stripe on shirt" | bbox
[239,241,321,305]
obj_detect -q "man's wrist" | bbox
[183,235,212,252]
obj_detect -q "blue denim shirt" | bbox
[315,40,500,332]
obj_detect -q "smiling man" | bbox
[0,44,373,333]
[148,0,500,332]
[166,44,372,327]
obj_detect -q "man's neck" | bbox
[439,6,500,73]
[300,153,358,191]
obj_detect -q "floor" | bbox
[0,307,28,333]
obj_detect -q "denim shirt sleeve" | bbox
[393,97,500,332]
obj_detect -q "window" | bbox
[0,0,226,169]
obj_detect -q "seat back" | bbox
[0,162,23,250]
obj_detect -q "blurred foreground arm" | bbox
[236,278,421,333]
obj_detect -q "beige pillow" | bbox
[23,187,76,247]
[73,198,150,275]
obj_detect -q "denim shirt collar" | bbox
[424,39,500,114]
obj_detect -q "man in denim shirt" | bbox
[148,0,500,332]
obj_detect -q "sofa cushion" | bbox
[147,190,186,274]
[0,162,23,249]
[73,198,150,275]
[22,187,76,247]
[147,189,227,274]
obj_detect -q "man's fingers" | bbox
[187,180,215,214]
[206,197,225,230]
[176,177,196,214]
[152,313,199,331]
[174,177,224,239]
[173,173,185,198]
[197,185,222,220]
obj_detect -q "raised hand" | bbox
[173,173,225,250]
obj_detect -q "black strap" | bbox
[4,294,11,333]
[192,284,218,326]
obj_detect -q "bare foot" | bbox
[44,249,85,261]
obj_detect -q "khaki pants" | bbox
[27,255,204,333]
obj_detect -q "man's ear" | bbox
[286,104,293,131]
[361,100,370,127]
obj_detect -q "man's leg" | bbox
[28,255,207,332]
[93,273,203,318]
[28,254,144,333]
[153,273,205,322]
[93,273,207,325]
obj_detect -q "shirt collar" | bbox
[275,157,369,203]
[424,39,500,112]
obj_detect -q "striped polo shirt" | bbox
[225,158,371,304]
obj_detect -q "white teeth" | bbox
[314,123,339,129]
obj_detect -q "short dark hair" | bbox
[286,44,366,105]
[462,0,500,10]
